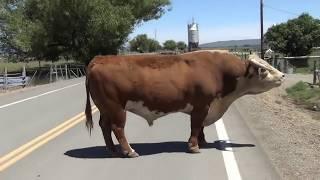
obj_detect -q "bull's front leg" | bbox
[188,106,209,153]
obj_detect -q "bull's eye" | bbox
[258,68,268,79]
[259,68,267,73]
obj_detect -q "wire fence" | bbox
[0,63,85,91]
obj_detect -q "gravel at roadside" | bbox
[235,74,320,180]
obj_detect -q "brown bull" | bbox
[85,50,285,158]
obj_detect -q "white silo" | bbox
[188,20,199,51]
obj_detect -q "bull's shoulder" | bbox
[89,55,117,65]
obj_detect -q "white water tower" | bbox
[188,19,199,51]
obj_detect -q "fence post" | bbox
[22,65,26,87]
[314,60,317,84]
[22,65,26,77]
[50,65,53,83]
[284,59,288,73]
[55,64,58,81]
[275,56,279,70]
[59,65,64,79]
[4,67,7,90]
[65,64,68,80]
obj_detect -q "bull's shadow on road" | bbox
[64,140,255,159]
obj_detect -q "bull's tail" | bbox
[85,75,93,134]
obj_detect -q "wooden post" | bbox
[274,56,278,70]
[55,64,58,81]
[65,64,68,80]
[284,59,288,73]
[271,54,274,67]
[22,65,26,87]
[50,65,53,83]
[313,60,317,85]
[59,65,64,79]
[22,65,26,77]
[4,67,7,90]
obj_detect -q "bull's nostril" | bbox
[282,74,285,78]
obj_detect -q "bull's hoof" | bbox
[198,140,208,148]
[123,150,139,158]
[188,145,200,153]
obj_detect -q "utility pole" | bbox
[260,0,264,59]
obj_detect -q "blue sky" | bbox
[130,0,320,44]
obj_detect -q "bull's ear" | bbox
[248,56,273,71]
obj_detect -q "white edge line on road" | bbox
[0,82,83,109]
[215,118,242,180]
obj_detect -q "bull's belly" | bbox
[125,101,193,126]
[125,99,228,127]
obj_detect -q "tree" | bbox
[265,13,320,56]
[129,34,149,53]
[129,34,161,53]
[176,41,186,51]
[0,0,170,64]
[0,0,34,59]
[148,39,161,52]
[163,40,176,51]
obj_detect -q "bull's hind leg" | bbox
[99,114,117,154]
[188,107,208,153]
[198,126,207,147]
[109,105,139,158]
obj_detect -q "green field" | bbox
[286,81,320,111]
[0,60,76,73]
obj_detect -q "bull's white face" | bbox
[240,54,285,95]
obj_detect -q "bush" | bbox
[286,81,320,110]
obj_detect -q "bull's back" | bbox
[87,55,212,110]
[88,55,186,97]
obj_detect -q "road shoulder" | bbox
[234,74,320,179]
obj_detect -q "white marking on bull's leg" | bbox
[215,119,242,180]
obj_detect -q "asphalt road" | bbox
[0,78,279,180]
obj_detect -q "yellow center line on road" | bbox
[0,106,98,172]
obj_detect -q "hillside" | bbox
[199,39,260,49]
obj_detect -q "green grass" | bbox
[294,67,313,74]
[0,60,76,73]
[286,81,320,110]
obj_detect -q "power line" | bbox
[264,4,300,16]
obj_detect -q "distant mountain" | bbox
[199,39,260,49]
